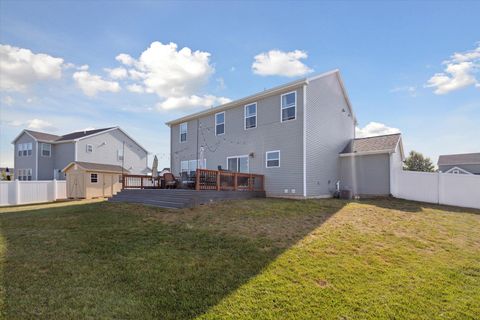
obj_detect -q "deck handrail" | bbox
[122,174,162,189]
[195,169,264,192]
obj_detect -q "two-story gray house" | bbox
[167,69,361,198]
[437,153,480,175]
[12,127,149,180]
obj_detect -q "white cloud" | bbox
[1,95,14,106]
[73,70,121,97]
[127,84,145,93]
[8,118,57,131]
[105,67,128,80]
[116,41,214,98]
[426,44,480,94]
[0,44,64,92]
[156,95,231,110]
[390,86,417,97]
[356,122,400,138]
[252,49,313,77]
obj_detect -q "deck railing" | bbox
[122,175,162,189]
[195,169,264,192]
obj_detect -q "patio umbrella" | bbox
[152,155,159,178]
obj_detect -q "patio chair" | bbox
[163,173,178,189]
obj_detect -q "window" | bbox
[244,103,257,129]
[452,169,460,174]
[227,156,249,173]
[180,122,187,143]
[117,149,124,161]
[41,143,51,157]
[86,144,93,153]
[180,159,206,177]
[281,91,296,122]
[215,112,225,135]
[17,143,32,157]
[90,173,98,183]
[17,168,32,181]
[266,151,280,168]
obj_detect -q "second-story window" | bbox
[180,122,187,143]
[215,112,225,135]
[244,103,257,129]
[281,91,296,122]
[41,143,51,157]
[86,144,93,153]
[17,143,32,157]
[117,149,124,161]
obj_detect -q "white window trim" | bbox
[86,144,93,153]
[226,155,249,173]
[280,91,297,122]
[41,143,51,157]
[215,111,225,136]
[244,102,257,130]
[179,122,188,143]
[266,150,281,168]
[117,149,124,161]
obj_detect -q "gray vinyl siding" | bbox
[13,133,37,179]
[438,164,480,174]
[37,141,55,180]
[171,86,305,197]
[339,153,390,196]
[76,129,148,174]
[53,142,75,179]
[305,73,355,197]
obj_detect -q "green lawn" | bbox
[1,198,479,319]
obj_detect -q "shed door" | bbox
[68,173,85,198]
[103,174,113,197]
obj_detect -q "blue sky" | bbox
[1,1,479,170]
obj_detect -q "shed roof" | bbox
[341,133,402,154]
[62,161,130,173]
[437,153,480,166]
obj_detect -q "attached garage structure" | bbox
[339,133,404,197]
[63,161,128,199]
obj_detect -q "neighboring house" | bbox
[339,134,405,196]
[437,153,480,175]
[167,69,359,198]
[12,127,149,180]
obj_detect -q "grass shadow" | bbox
[0,198,347,319]
[357,196,480,214]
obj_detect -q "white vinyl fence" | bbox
[0,180,67,206]
[392,170,480,209]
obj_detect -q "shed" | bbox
[62,161,129,199]
[339,134,404,197]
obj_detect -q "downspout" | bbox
[35,141,38,180]
[303,84,307,198]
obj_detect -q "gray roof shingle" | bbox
[25,130,61,142]
[24,128,114,142]
[437,153,480,166]
[64,161,129,173]
[341,133,401,154]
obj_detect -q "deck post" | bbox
[195,169,200,191]
[140,177,143,189]
[122,175,125,190]
[216,171,221,191]
[234,173,238,191]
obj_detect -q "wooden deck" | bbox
[121,169,265,192]
[109,189,266,209]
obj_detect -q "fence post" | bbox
[438,172,443,205]
[15,179,20,205]
[53,179,58,201]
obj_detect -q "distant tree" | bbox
[403,151,435,172]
